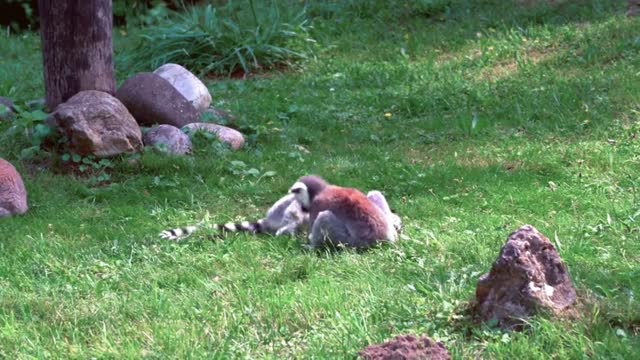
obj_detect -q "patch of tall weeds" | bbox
[126,1,315,77]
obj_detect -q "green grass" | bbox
[1,0,640,358]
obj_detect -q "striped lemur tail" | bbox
[160,219,270,241]
[159,193,308,242]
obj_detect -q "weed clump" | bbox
[126,1,315,77]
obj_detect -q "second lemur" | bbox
[289,175,400,250]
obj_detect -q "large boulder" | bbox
[116,72,200,127]
[474,224,577,329]
[153,63,212,113]
[0,159,28,218]
[51,90,143,157]
[182,123,245,150]
[359,335,451,360]
[142,124,192,155]
[0,96,15,121]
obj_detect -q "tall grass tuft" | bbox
[126,1,315,77]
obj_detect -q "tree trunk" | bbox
[629,0,640,17]
[38,0,115,110]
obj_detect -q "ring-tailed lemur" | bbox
[159,186,403,242]
[289,175,400,250]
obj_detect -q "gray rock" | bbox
[153,63,212,113]
[182,122,245,150]
[0,97,15,121]
[0,159,28,218]
[51,90,143,157]
[143,124,192,155]
[116,72,200,127]
[474,225,577,329]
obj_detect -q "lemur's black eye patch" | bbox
[291,188,301,194]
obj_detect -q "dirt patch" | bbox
[359,335,450,360]
[478,49,554,82]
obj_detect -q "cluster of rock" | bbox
[47,63,244,158]
[0,63,246,218]
[358,224,577,359]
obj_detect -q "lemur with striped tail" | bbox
[289,175,402,250]
[160,183,402,242]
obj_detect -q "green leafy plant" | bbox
[127,1,315,76]
[60,153,115,186]
[2,104,58,160]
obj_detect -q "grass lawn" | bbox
[1,0,639,358]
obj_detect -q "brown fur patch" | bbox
[310,186,389,239]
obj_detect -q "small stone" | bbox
[142,124,192,155]
[51,90,143,157]
[0,159,28,218]
[153,63,212,113]
[182,122,245,150]
[0,97,15,121]
[359,335,451,360]
[474,224,577,329]
[116,72,200,128]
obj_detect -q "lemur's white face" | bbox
[289,181,310,209]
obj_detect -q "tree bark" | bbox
[38,0,115,110]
